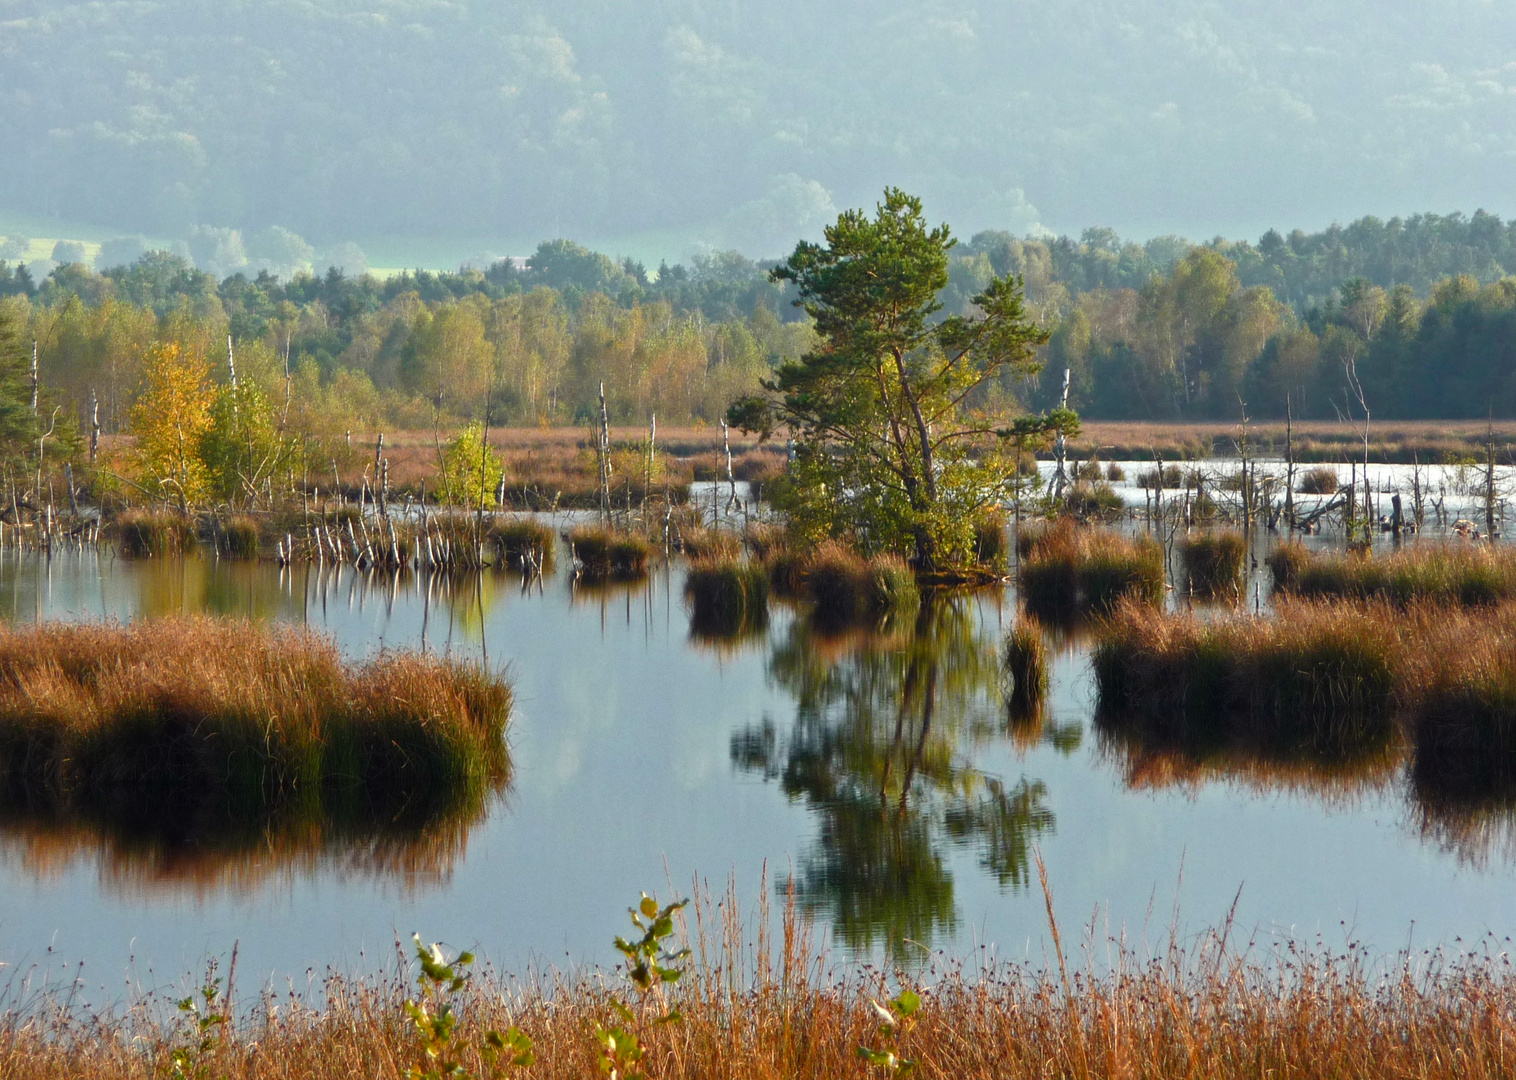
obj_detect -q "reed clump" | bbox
[569,526,651,579]
[804,542,920,627]
[219,514,260,559]
[1403,605,1516,800]
[1180,530,1247,599]
[3,895,1516,1080]
[1018,521,1165,621]
[490,517,557,572]
[1272,541,1516,606]
[1298,465,1340,494]
[1003,618,1049,720]
[1093,600,1400,757]
[113,509,196,558]
[1064,481,1123,519]
[684,557,770,638]
[0,618,512,832]
[680,524,742,559]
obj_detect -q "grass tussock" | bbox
[1271,541,1516,606]
[217,515,260,559]
[569,526,651,579]
[1298,465,1340,494]
[2,889,1516,1080]
[804,542,920,628]
[113,510,196,558]
[1093,600,1400,758]
[1180,530,1247,599]
[490,517,558,572]
[0,618,512,835]
[1063,481,1123,519]
[1017,521,1165,621]
[684,557,770,638]
[1003,618,1049,720]
[1402,605,1516,801]
[680,525,742,559]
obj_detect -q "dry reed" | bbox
[113,510,196,558]
[684,557,770,638]
[1002,618,1048,720]
[569,527,651,579]
[1270,541,1516,606]
[1017,521,1165,621]
[1180,530,1247,599]
[804,542,920,628]
[1093,600,1400,758]
[1,883,1514,1080]
[0,618,512,833]
[491,517,558,572]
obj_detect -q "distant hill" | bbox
[1,1,1514,255]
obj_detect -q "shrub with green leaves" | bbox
[404,934,533,1080]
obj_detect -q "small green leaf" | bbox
[639,895,659,918]
[893,988,921,1017]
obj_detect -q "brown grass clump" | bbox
[1298,465,1340,494]
[1017,521,1165,621]
[684,557,770,638]
[569,526,651,579]
[0,619,512,883]
[679,524,742,559]
[2,889,1515,1079]
[1272,542,1516,606]
[1003,618,1048,720]
[490,517,557,572]
[1180,530,1247,599]
[113,509,196,557]
[804,542,920,628]
[1093,600,1401,759]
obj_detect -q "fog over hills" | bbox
[1,0,1513,260]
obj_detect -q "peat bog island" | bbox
[5,7,1516,1075]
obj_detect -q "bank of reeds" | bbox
[569,526,651,579]
[113,509,196,558]
[0,618,512,833]
[2,890,1514,1080]
[1017,521,1165,621]
[1003,618,1048,720]
[1269,540,1516,606]
[804,542,920,627]
[1180,530,1247,599]
[1093,600,1400,757]
[490,517,557,573]
[684,557,770,639]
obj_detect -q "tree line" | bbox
[2,208,1516,441]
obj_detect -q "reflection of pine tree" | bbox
[732,597,1060,958]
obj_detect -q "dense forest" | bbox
[2,208,1516,435]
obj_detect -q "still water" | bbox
[0,534,1512,999]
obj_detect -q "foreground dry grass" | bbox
[2,888,1514,1080]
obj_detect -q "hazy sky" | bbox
[1,0,1513,260]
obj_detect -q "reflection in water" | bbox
[1095,720,1402,806]
[733,596,1067,958]
[0,803,493,898]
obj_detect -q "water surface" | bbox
[0,527,1512,1000]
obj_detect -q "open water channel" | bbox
[0,467,1513,1002]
